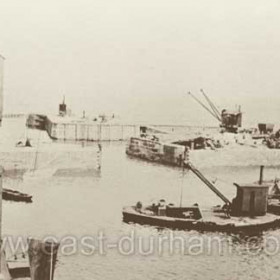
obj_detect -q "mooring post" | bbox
[184,146,190,165]
[121,125,124,141]
[96,143,102,170]
[28,239,60,280]
[0,167,3,279]
[259,165,264,185]
[0,167,11,280]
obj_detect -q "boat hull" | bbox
[268,201,280,215]
[3,189,32,203]
[126,137,186,167]
[123,207,280,233]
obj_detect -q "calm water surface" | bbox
[2,119,280,280]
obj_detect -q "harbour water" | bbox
[2,118,280,280]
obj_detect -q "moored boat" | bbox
[123,165,280,233]
[123,202,280,233]
[3,188,32,203]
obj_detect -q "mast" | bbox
[179,164,185,207]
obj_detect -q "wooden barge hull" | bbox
[126,137,186,167]
[126,150,185,167]
[123,207,280,233]
[268,201,280,215]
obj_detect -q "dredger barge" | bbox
[123,165,280,233]
[125,124,225,167]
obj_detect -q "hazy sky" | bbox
[0,0,280,125]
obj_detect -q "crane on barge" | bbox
[185,157,270,218]
[185,162,231,206]
[188,89,242,133]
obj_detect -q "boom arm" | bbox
[188,92,220,121]
[200,89,221,121]
[186,162,231,205]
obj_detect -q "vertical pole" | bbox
[64,124,66,141]
[33,131,41,172]
[49,243,53,280]
[0,167,9,280]
[190,141,193,150]
[96,143,102,170]
[99,124,102,142]
[259,165,264,185]
[179,165,184,208]
[0,167,2,275]
[184,147,190,165]
[28,239,59,280]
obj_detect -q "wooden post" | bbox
[0,167,12,280]
[0,167,3,277]
[184,147,190,164]
[98,124,102,142]
[28,239,59,280]
[63,124,66,141]
[96,144,102,170]
[191,141,194,150]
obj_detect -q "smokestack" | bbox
[259,165,264,185]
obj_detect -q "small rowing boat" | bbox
[3,188,32,203]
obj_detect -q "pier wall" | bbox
[26,113,219,142]
[45,119,138,141]
[151,124,219,135]
[46,122,219,142]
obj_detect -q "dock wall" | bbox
[27,113,219,142]
[45,119,139,141]
[151,124,219,135]
[46,122,219,142]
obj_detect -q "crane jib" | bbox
[186,163,231,205]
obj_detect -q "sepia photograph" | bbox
[1,0,280,279]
